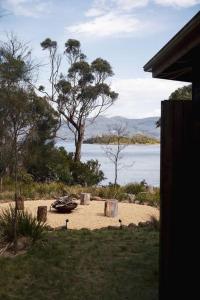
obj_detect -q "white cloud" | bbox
[85,0,149,16]
[154,0,200,7]
[85,8,105,17]
[1,0,52,17]
[67,12,143,37]
[115,0,149,10]
[108,78,187,118]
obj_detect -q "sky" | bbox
[0,0,199,118]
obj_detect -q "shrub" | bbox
[124,181,146,195]
[71,159,105,186]
[0,205,46,242]
[136,190,160,206]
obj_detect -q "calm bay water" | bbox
[58,142,160,186]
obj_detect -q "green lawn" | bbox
[0,228,159,300]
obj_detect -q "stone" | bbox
[107,225,118,230]
[128,223,137,228]
[121,200,129,203]
[127,194,136,203]
[90,196,102,201]
[16,237,32,251]
[135,200,141,205]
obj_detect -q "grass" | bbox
[0,227,159,300]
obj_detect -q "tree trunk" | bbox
[114,161,118,186]
[74,127,84,162]
[37,206,47,222]
[13,134,18,254]
[104,199,118,217]
[80,193,90,205]
[16,196,24,210]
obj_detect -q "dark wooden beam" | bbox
[192,49,200,102]
[160,101,193,299]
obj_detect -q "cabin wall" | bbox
[159,100,198,299]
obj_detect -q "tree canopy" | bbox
[40,38,118,161]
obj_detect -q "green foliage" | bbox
[169,84,192,100]
[0,181,160,206]
[124,181,147,195]
[84,134,159,144]
[0,206,46,242]
[41,37,118,161]
[71,159,105,186]
[0,35,32,85]
[156,84,192,127]
[136,189,160,207]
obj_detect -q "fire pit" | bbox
[50,196,78,213]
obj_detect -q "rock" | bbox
[107,226,118,230]
[120,225,127,229]
[135,200,141,205]
[90,196,102,201]
[70,193,79,199]
[127,194,136,203]
[138,221,154,228]
[128,223,137,228]
[121,200,129,203]
[16,237,32,251]
[54,226,66,231]
[138,221,146,227]
[46,225,54,231]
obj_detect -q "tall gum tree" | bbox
[40,38,118,161]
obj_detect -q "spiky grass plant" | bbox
[0,205,46,243]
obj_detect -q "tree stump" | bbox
[104,200,118,217]
[37,206,47,222]
[80,193,90,205]
[16,196,24,210]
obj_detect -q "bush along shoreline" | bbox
[0,180,160,208]
[83,134,160,145]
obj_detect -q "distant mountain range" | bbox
[57,116,160,141]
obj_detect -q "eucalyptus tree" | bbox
[40,38,118,161]
[0,34,40,251]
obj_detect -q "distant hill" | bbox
[57,116,160,141]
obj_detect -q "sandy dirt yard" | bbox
[0,200,159,230]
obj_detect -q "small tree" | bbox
[102,123,131,186]
[0,34,39,251]
[40,38,118,161]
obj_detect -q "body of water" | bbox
[58,142,160,186]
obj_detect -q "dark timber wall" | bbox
[160,100,200,299]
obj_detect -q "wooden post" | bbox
[16,196,24,210]
[80,193,90,205]
[160,101,194,299]
[104,199,118,217]
[37,206,47,222]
